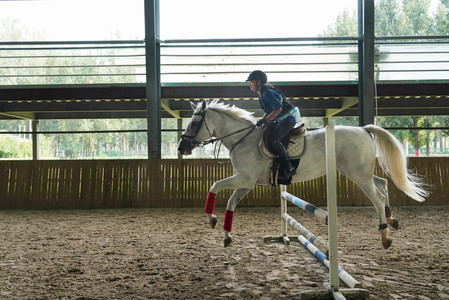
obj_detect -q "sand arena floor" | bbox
[1,206,448,299]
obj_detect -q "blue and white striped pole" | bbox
[281,191,328,222]
[298,235,362,289]
[282,212,329,256]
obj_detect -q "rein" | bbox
[212,125,256,163]
[202,121,256,163]
[202,125,256,147]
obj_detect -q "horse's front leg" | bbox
[203,173,254,246]
[223,188,251,247]
[205,192,218,229]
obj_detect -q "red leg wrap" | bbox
[223,210,234,232]
[204,192,216,214]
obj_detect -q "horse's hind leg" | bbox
[355,175,392,249]
[374,176,399,230]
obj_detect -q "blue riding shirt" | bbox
[259,87,283,114]
[259,86,298,123]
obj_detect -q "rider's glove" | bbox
[256,118,268,127]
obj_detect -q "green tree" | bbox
[376,116,412,145]
[435,0,449,34]
[323,0,444,37]
[321,9,357,37]
[376,0,408,35]
[0,135,32,158]
[402,0,434,35]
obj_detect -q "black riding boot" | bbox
[272,141,296,177]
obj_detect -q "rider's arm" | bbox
[265,107,282,121]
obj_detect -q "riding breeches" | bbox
[268,119,296,149]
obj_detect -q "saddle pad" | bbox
[287,138,306,158]
[259,135,306,160]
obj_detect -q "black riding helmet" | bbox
[246,70,267,85]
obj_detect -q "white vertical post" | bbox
[280,185,289,243]
[281,184,288,236]
[325,125,339,293]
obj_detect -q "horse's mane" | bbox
[206,100,256,124]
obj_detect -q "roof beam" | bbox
[161,99,181,119]
[0,82,448,120]
[0,112,34,120]
[325,97,359,118]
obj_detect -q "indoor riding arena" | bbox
[1,0,449,299]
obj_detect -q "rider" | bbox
[246,70,301,177]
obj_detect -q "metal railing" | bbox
[0,40,146,85]
[375,35,449,82]
[1,36,448,85]
[160,37,359,83]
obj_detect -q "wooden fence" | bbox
[0,157,447,209]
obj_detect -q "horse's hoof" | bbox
[209,217,218,229]
[224,237,233,247]
[382,238,393,249]
[380,228,392,249]
[387,217,399,230]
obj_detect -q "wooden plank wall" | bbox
[0,157,446,209]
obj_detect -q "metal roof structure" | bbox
[1,36,448,121]
[0,81,448,120]
[1,0,449,159]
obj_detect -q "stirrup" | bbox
[286,167,296,177]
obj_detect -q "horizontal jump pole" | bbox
[298,235,362,289]
[281,191,328,222]
[282,212,329,256]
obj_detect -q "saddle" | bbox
[259,122,307,186]
[260,122,307,159]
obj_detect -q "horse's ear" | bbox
[201,100,207,111]
[190,101,197,110]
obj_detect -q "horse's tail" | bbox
[364,125,429,202]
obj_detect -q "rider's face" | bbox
[249,80,259,92]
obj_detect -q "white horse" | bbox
[178,100,428,249]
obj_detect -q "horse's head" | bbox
[178,100,211,156]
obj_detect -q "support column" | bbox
[177,118,183,160]
[358,0,375,126]
[144,0,161,159]
[32,120,39,160]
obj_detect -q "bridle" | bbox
[180,110,210,148]
[181,109,256,157]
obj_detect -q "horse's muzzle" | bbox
[177,137,194,156]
